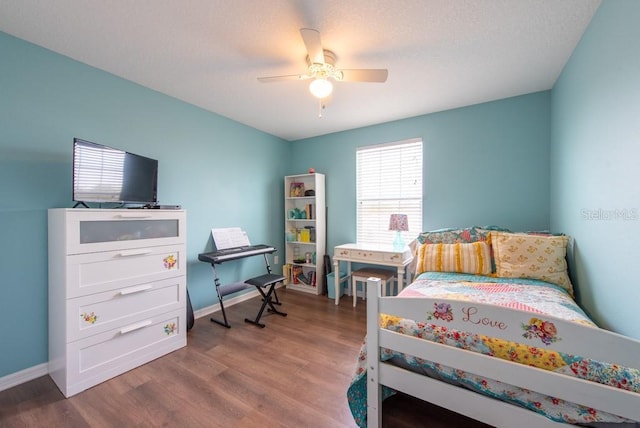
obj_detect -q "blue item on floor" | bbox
[326,271,348,299]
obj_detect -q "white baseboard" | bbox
[0,363,48,392]
[0,285,280,393]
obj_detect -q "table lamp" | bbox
[388,214,408,250]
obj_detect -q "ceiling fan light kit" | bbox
[309,78,333,98]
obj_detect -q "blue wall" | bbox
[0,32,291,377]
[550,0,640,338]
[292,92,552,252]
[0,27,553,380]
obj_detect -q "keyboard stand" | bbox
[209,278,250,328]
[244,273,287,328]
[198,245,283,328]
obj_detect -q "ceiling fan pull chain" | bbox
[318,100,323,118]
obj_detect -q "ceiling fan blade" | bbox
[300,28,325,64]
[257,74,312,83]
[340,69,389,83]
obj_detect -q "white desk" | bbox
[333,243,414,305]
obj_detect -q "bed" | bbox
[347,227,640,427]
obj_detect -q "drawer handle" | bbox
[120,284,153,295]
[120,320,153,334]
[118,249,153,257]
[115,214,153,219]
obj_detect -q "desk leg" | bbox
[397,266,406,292]
[334,259,340,305]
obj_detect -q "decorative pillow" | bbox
[406,238,420,280]
[417,227,484,245]
[489,231,573,294]
[415,226,512,273]
[474,225,512,239]
[416,241,492,276]
[475,226,513,272]
[417,226,513,244]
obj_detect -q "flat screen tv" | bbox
[72,138,158,206]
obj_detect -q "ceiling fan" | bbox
[258,28,388,100]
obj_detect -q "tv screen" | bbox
[72,138,158,205]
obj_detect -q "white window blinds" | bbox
[356,138,423,245]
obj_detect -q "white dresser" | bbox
[48,209,187,397]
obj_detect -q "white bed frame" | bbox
[365,278,640,428]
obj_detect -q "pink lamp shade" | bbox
[388,214,409,232]
[389,214,408,250]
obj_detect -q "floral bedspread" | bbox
[347,272,640,427]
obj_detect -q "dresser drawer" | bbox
[61,309,185,397]
[56,209,186,255]
[66,244,185,298]
[67,277,185,342]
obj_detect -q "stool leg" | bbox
[352,276,357,307]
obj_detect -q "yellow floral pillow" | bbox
[417,241,492,276]
[489,232,573,294]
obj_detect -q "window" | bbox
[356,138,423,245]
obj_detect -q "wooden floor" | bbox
[0,289,491,427]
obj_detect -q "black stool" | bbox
[244,273,287,328]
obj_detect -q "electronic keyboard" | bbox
[198,244,276,264]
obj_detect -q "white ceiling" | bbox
[0,0,601,141]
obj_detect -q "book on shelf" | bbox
[291,265,303,284]
[283,264,290,285]
[295,271,316,286]
[292,267,316,287]
[296,272,308,285]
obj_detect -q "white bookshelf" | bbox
[284,173,326,295]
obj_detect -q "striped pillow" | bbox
[417,241,492,275]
